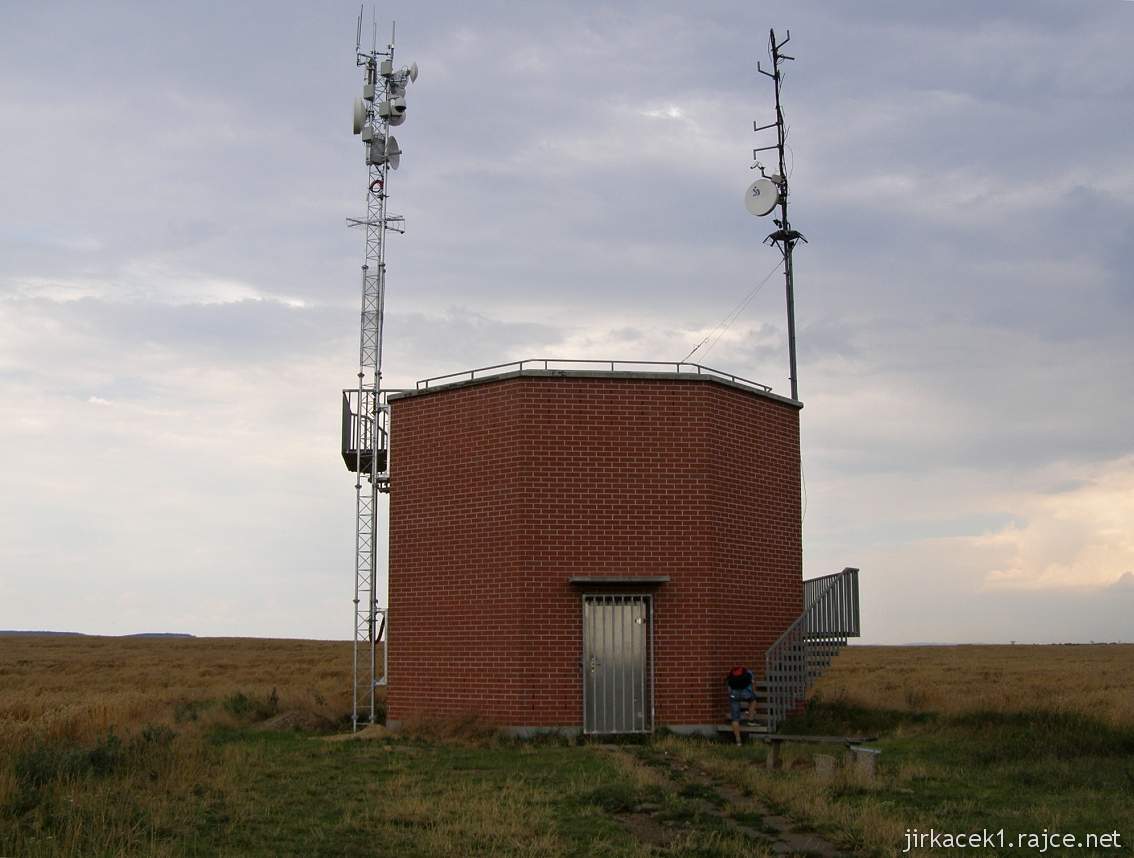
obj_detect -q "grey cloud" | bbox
[2,0,1133,638]
[4,296,347,364]
[385,308,566,383]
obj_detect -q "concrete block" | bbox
[814,753,837,778]
[847,745,880,779]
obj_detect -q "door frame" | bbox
[580,593,655,735]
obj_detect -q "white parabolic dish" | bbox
[744,178,779,217]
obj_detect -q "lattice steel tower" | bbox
[341,13,418,731]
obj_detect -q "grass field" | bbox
[1,638,1131,857]
[809,644,1134,725]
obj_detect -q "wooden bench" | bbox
[761,734,878,772]
[762,734,884,775]
[714,729,879,771]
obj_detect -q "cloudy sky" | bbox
[1,1,1131,643]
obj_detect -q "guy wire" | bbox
[681,257,784,363]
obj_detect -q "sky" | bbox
[1,0,1131,644]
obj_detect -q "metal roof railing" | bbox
[414,359,773,394]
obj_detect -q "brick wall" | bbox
[387,374,802,728]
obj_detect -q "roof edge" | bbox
[387,368,802,409]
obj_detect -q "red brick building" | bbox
[385,363,805,735]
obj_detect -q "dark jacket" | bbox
[726,668,753,692]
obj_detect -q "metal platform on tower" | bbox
[341,389,388,476]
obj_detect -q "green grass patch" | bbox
[655,800,734,833]
[173,697,215,723]
[221,688,279,721]
[727,809,779,835]
[776,702,1134,855]
[10,702,1130,857]
[677,782,728,808]
[6,724,782,857]
[584,781,667,814]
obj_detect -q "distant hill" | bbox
[0,630,194,638]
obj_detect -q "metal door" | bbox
[582,594,652,734]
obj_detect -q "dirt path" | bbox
[599,746,844,857]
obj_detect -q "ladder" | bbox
[343,388,391,730]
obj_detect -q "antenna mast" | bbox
[342,8,418,731]
[752,28,806,401]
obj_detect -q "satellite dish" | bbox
[744,178,779,216]
[352,98,365,134]
[385,136,401,170]
[407,62,419,83]
[392,96,406,115]
[389,112,406,127]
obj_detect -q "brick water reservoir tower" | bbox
[384,360,859,735]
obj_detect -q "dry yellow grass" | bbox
[8,638,1130,745]
[0,635,358,857]
[811,643,1134,724]
[0,635,352,755]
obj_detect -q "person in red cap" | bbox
[727,665,759,745]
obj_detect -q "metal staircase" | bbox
[745,567,861,733]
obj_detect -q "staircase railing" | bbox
[802,567,860,638]
[763,567,860,732]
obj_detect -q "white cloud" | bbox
[975,456,1134,590]
[641,105,686,121]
